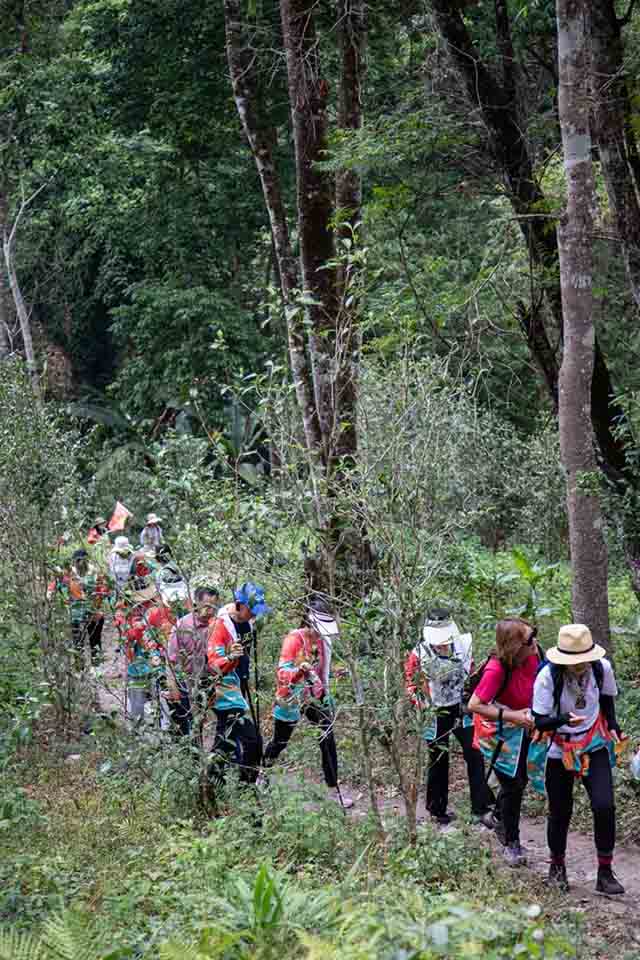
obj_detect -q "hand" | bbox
[511,708,534,730]
[229,642,244,658]
[610,729,622,743]
[299,661,312,673]
[165,688,181,702]
[568,712,587,727]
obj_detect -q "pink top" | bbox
[474,653,538,710]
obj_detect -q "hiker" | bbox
[263,600,353,807]
[87,516,108,545]
[468,618,539,866]
[532,624,625,895]
[166,586,220,737]
[108,536,136,591]
[140,513,163,551]
[48,549,109,665]
[206,583,269,784]
[115,577,162,726]
[404,607,493,826]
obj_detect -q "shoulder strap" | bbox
[549,663,564,715]
[593,659,604,692]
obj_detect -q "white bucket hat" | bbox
[423,606,460,648]
[146,513,162,525]
[114,536,133,554]
[546,624,606,666]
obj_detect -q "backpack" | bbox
[464,654,512,705]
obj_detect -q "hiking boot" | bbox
[502,842,527,867]
[255,771,270,791]
[547,863,569,892]
[596,866,625,896]
[431,811,456,826]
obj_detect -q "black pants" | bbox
[71,616,104,664]
[264,704,339,788]
[546,748,615,859]
[427,705,493,817]
[212,709,260,784]
[167,678,213,739]
[494,734,529,845]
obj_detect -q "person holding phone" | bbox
[532,624,624,895]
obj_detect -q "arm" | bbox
[600,694,621,737]
[533,711,571,732]
[467,692,533,729]
[207,620,242,676]
[404,650,428,708]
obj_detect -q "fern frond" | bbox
[0,927,46,960]
[42,911,105,960]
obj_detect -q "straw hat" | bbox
[546,624,606,666]
[94,516,107,526]
[146,513,162,525]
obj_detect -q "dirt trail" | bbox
[371,791,637,917]
[90,624,639,922]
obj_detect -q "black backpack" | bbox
[464,654,511,705]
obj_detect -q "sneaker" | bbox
[329,788,354,809]
[547,863,569,892]
[596,866,625,896]
[502,842,527,867]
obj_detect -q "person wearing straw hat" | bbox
[108,536,136,591]
[405,606,493,826]
[140,513,164,551]
[532,624,625,895]
[87,516,108,545]
[262,599,353,808]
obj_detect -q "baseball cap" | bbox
[234,581,271,618]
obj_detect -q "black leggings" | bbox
[427,705,493,817]
[212,709,260,784]
[546,748,615,859]
[494,735,529,845]
[71,616,104,664]
[264,704,339,788]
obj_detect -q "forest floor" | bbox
[91,626,639,957]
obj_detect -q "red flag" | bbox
[108,501,133,532]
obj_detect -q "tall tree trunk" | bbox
[335,0,366,465]
[0,188,11,358]
[556,0,610,646]
[223,0,323,483]
[2,191,40,401]
[281,0,338,470]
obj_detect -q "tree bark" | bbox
[223,0,323,472]
[281,0,339,469]
[556,0,610,647]
[591,0,640,310]
[2,191,41,401]
[335,0,366,464]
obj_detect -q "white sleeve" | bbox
[456,634,473,675]
[532,666,554,715]
[601,659,618,696]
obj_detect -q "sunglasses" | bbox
[524,627,538,646]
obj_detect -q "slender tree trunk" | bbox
[0,189,11,358]
[223,0,323,511]
[335,0,366,465]
[556,0,610,647]
[2,196,40,401]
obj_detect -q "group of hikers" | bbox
[48,512,351,808]
[49,513,627,895]
[406,609,626,895]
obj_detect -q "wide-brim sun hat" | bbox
[423,606,460,647]
[128,582,159,604]
[307,608,339,638]
[146,513,162,524]
[94,516,107,526]
[546,624,606,665]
